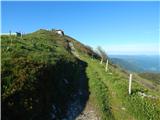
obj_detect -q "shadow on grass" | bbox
[2,58,89,120]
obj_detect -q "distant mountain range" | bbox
[110,55,160,73]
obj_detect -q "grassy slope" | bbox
[1,29,160,120]
[138,72,160,85]
[1,29,86,119]
[80,54,160,120]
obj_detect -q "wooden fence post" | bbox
[105,59,108,72]
[129,74,132,95]
[100,58,103,64]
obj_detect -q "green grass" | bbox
[1,29,84,120]
[86,61,114,120]
[1,29,160,120]
[138,72,160,85]
[81,54,160,120]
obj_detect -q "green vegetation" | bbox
[1,29,160,120]
[1,29,86,119]
[86,59,114,120]
[138,72,160,85]
[81,55,160,120]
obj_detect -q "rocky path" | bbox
[62,60,99,120]
[63,42,99,120]
[75,102,100,120]
[64,91,99,120]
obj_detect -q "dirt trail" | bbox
[64,92,99,120]
[62,60,99,120]
[75,101,100,120]
[63,43,99,120]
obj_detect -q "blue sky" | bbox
[1,1,159,55]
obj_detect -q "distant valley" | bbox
[110,55,160,73]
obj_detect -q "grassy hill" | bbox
[1,29,160,120]
[138,72,160,85]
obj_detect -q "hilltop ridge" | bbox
[1,29,160,120]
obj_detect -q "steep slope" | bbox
[81,55,160,120]
[1,29,90,120]
[138,72,160,85]
[1,29,160,120]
